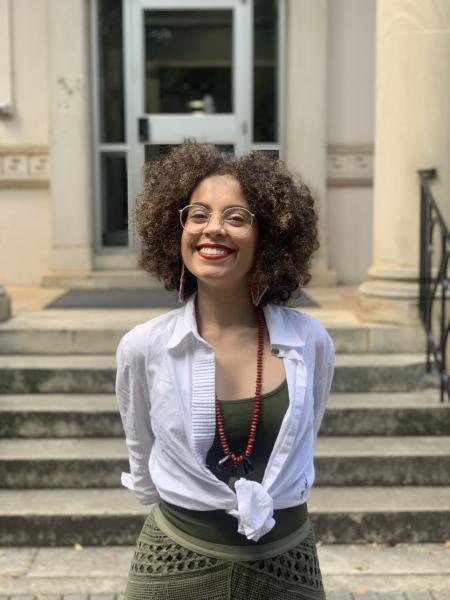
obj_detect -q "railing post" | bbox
[417,168,450,402]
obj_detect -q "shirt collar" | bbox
[164,291,305,353]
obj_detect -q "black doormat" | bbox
[45,288,319,309]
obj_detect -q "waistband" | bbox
[151,503,313,561]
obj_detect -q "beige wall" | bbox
[326,0,376,284]
[0,0,51,285]
[2,0,49,143]
[327,0,375,144]
[0,0,379,287]
[0,189,51,283]
[328,187,373,283]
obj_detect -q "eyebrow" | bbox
[190,202,248,210]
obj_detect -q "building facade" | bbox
[0,0,448,325]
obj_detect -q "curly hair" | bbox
[134,140,319,306]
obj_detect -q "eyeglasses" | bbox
[179,205,255,235]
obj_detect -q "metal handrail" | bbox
[418,168,450,402]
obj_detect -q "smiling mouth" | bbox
[196,246,236,259]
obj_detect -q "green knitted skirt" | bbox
[125,509,326,600]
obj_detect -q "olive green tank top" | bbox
[158,378,309,545]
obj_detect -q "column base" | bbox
[0,286,12,322]
[310,256,338,287]
[356,279,422,325]
[51,246,94,272]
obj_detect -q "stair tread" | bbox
[0,394,117,411]
[0,310,166,331]
[0,487,449,515]
[317,436,450,455]
[0,353,427,369]
[0,309,408,332]
[0,437,127,458]
[0,390,446,412]
[1,436,449,459]
[0,355,116,368]
[327,390,444,408]
[335,354,426,366]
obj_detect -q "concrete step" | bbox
[0,355,114,394]
[1,544,450,595]
[0,394,123,438]
[0,438,127,488]
[314,436,450,485]
[0,311,144,356]
[0,308,427,355]
[0,353,431,394]
[323,390,450,436]
[331,354,429,393]
[0,391,448,438]
[0,487,449,546]
[1,437,449,488]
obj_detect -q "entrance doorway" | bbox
[92,0,282,259]
[125,0,251,252]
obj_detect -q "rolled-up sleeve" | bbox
[312,331,336,438]
[115,337,159,505]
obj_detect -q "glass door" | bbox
[124,0,251,251]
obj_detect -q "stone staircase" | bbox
[0,309,449,547]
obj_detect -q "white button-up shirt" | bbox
[115,292,335,542]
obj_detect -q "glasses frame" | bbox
[178,204,256,235]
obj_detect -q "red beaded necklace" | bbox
[215,305,265,490]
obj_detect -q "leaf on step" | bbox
[356,586,370,593]
[106,551,117,560]
[395,542,409,548]
[352,561,369,571]
[74,543,83,551]
[445,541,450,548]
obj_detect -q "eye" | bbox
[188,207,209,222]
[224,208,252,226]
[227,215,245,225]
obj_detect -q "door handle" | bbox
[138,117,150,143]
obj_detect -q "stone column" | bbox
[284,0,336,286]
[0,286,11,322]
[46,0,93,277]
[357,0,450,324]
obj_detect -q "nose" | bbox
[203,212,226,235]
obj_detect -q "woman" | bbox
[116,141,335,599]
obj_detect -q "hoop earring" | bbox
[250,282,268,307]
[178,263,187,303]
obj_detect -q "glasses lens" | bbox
[222,207,253,232]
[180,206,209,230]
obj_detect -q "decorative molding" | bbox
[0,143,373,189]
[327,143,374,188]
[0,146,50,188]
[328,143,374,154]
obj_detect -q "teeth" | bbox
[198,247,229,255]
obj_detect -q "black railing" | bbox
[418,168,450,402]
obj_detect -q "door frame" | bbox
[123,0,252,252]
[91,0,285,260]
